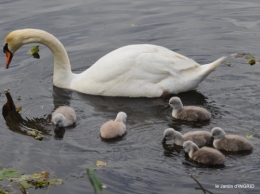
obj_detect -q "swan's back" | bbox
[72,44,225,97]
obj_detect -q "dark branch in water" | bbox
[190,174,213,194]
[19,184,27,194]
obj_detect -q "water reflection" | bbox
[52,86,73,109]
[2,91,51,137]
[54,127,66,139]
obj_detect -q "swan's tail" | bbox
[198,56,226,81]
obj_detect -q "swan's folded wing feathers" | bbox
[87,44,198,83]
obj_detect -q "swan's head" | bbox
[169,97,183,110]
[53,113,66,130]
[162,128,180,143]
[211,127,226,140]
[183,140,198,153]
[115,112,127,123]
[3,30,26,68]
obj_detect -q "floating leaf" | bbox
[230,53,237,57]
[10,171,63,189]
[230,53,254,59]
[225,61,231,66]
[27,130,39,137]
[248,58,256,65]
[245,54,254,60]
[0,169,20,180]
[95,160,106,167]
[28,45,40,59]
[246,134,253,139]
[32,53,40,59]
[41,171,49,179]
[35,135,44,141]
[28,45,39,55]
[49,179,63,185]
[20,181,31,189]
[15,106,22,112]
[0,190,9,194]
[130,24,136,27]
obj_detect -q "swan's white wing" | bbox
[74,44,201,97]
[86,44,199,83]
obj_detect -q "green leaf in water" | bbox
[27,130,39,137]
[0,189,9,194]
[35,135,44,141]
[246,134,253,139]
[20,181,31,189]
[0,169,20,180]
[28,45,40,59]
[225,61,231,66]
[32,53,40,59]
[245,54,254,60]
[248,58,256,65]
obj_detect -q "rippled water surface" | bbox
[0,0,260,193]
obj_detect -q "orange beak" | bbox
[4,50,13,69]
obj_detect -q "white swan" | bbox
[3,29,226,97]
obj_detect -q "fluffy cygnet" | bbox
[51,106,76,130]
[162,128,211,147]
[183,140,225,165]
[169,97,211,121]
[211,127,253,151]
[100,112,127,139]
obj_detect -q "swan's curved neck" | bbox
[18,29,73,87]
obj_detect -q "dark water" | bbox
[0,0,260,193]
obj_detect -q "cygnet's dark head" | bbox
[53,113,66,129]
[169,97,183,110]
[211,127,226,140]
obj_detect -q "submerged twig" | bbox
[190,174,213,194]
[19,184,28,194]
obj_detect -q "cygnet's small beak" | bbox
[164,104,170,108]
[206,137,214,146]
[55,123,59,130]
[162,137,167,144]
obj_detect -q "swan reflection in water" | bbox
[2,90,51,138]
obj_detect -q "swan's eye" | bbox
[3,43,9,53]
